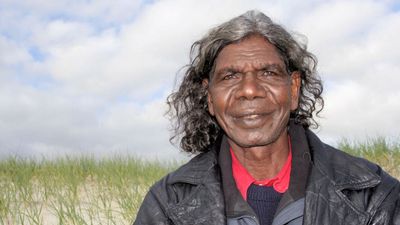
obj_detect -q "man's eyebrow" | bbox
[214,66,240,75]
[259,63,285,70]
[259,63,290,74]
[213,63,287,77]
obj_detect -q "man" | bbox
[134,10,400,225]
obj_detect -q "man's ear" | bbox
[202,79,215,116]
[290,72,301,111]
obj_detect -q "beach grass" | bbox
[0,137,399,224]
[338,137,400,179]
[0,155,179,225]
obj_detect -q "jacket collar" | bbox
[218,135,258,219]
[166,135,222,186]
[303,126,381,189]
[219,122,313,222]
[300,124,386,224]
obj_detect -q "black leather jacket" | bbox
[134,125,400,225]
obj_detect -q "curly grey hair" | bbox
[167,10,324,154]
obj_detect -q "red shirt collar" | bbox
[230,138,292,200]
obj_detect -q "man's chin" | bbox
[227,127,289,148]
[229,136,278,149]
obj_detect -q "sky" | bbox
[0,0,399,160]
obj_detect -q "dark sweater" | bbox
[247,184,283,225]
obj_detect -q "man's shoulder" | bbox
[305,130,400,223]
[167,149,219,184]
[306,129,399,188]
[142,149,222,211]
[134,149,225,224]
[148,148,220,195]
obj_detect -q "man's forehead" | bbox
[213,36,285,69]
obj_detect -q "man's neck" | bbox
[228,132,290,180]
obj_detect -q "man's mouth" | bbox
[237,114,265,120]
[242,114,260,119]
[231,111,272,128]
[232,111,272,119]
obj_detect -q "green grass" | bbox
[0,155,179,225]
[338,137,400,179]
[0,138,399,225]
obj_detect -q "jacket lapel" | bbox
[167,182,226,225]
[165,145,227,225]
[303,129,381,225]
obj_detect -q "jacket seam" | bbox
[148,188,172,223]
[334,189,370,221]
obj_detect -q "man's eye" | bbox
[262,70,278,77]
[223,73,237,80]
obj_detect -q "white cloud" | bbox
[0,35,31,66]
[290,1,400,145]
[0,80,180,159]
[0,0,144,25]
[0,0,399,160]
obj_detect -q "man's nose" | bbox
[236,73,267,100]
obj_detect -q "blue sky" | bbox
[0,0,399,159]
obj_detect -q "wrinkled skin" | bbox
[206,35,300,150]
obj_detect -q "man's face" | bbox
[206,35,301,148]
